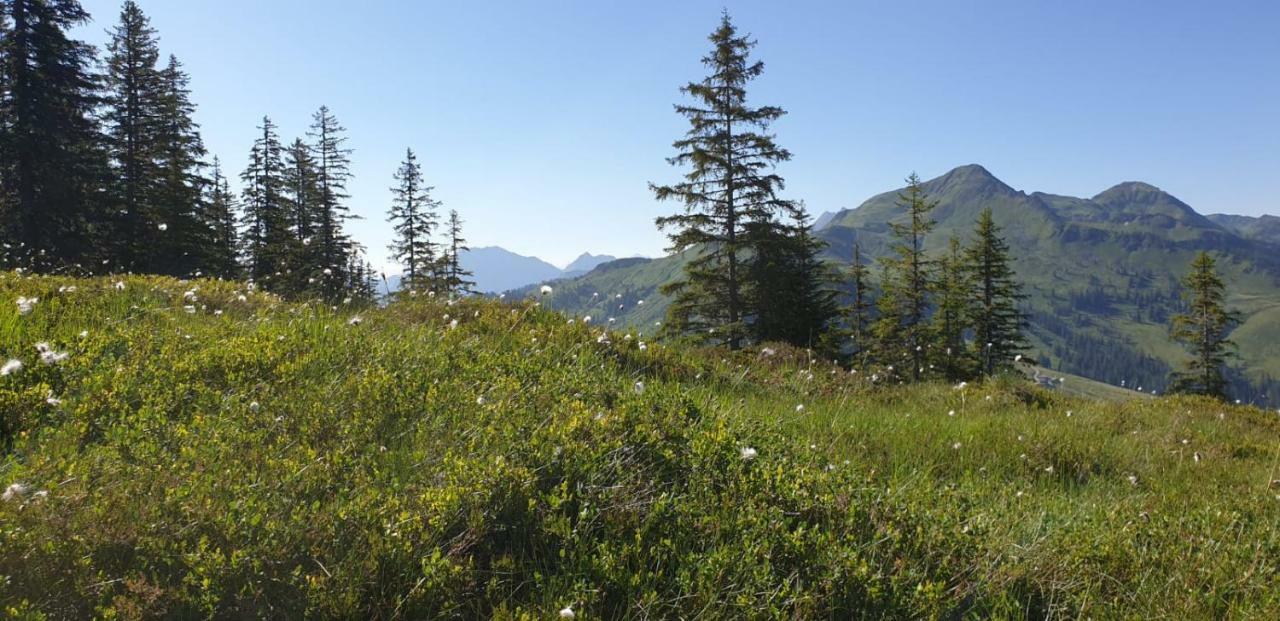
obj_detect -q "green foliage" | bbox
[2,272,1278,618]
[873,173,937,381]
[386,148,441,292]
[651,12,800,350]
[1169,251,1237,400]
[965,207,1027,375]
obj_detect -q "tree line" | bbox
[650,12,1028,383]
[0,0,475,301]
[651,12,1242,398]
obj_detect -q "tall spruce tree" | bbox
[0,0,109,269]
[153,54,207,276]
[934,236,975,381]
[202,156,239,278]
[1168,251,1237,400]
[101,0,163,271]
[283,137,321,293]
[873,173,937,381]
[964,208,1026,375]
[307,105,354,300]
[386,148,440,291]
[846,241,874,366]
[441,209,474,295]
[240,116,292,287]
[650,12,799,350]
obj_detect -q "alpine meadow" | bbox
[2,2,1279,619]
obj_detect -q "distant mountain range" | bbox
[519,164,1280,405]
[382,248,625,295]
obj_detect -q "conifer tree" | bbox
[101,0,163,271]
[651,12,800,350]
[934,236,975,381]
[747,208,839,351]
[307,105,354,299]
[873,173,937,381]
[202,156,239,278]
[1168,251,1237,400]
[846,241,874,366]
[386,148,440,291]
[441,209,474,295]
[240,116,292,287]
[282,137,321,294]
[964,207,1027,375]
[153,54,208,276]
[0,0,110,269]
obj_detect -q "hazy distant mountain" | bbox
[457,247,564,294]
[812,211,837,230]
[1207,213,1280,246]
[563,252,619,277]
[531,164,1280,404]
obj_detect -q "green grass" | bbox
[1,272,1279,619]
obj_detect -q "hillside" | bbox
[528,165,1280,405]
[2,273,1279,618]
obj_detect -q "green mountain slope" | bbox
[1208,213,1280,246]
[524,165,1280,404]
[3,273,1279,617]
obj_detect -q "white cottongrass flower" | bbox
[2,483,29,502]
[559,606,575,619]
[322,268,332,276]
[954,381,967,390]
[761,347,776,357]
[948,409,956,417]
[1,359,22,376]
[45,391,61,406]
[449,319,459,330]
[740,446,758,461]
[638,342,647,351]
[582,315,592,324]
[36,342,68,365]
[114,281,126,291]
[1126,474,1139,486]
[596,334,610,345]
[540,285,553,296]
[348,315,363,326]
[476,395,486,405]
[1014,354,1023,363]
[15,296,37,315]
[183,305,196,314]
[952,442,962,450]
[633,381,644,394]
[157,223,168,231]
[249,401,261,413]
[795,403,805,413]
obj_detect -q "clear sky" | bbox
[74,0,1280,271]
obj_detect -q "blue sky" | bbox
[75,0,1280,270]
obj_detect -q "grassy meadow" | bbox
[1,271,1279,619]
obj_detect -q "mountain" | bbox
[526,164,1280,404]
[812,210,837,231]
[458,246,564,294]
[562,252,618,277]
[1207,213,1280,246]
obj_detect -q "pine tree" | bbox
[934,236,975,381]
[964,207,1027,375]
[153,54,208,276]
[1168,251,1237,400]
[282,137,321,293]
[0,0,110,270]
[873,173,937,381]
[651,12,800,350]
[101,0,163,271]
[307,105,354,300]
[386,148,440,292]
[846,241,874,366]
[747,208,839,351]
[441,209,474,295]
[201,156,239,278]
[240,116,292,288]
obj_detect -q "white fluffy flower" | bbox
[795,404,805,413]
[559,606,575,619]
[740,446,758,461]
[114,281,126,291]
[1,359,22,376]
[348,315,363,326]
[540,285,553,296]
[15,296,36,315]
[633,381,644,394]
[2,482,29,502]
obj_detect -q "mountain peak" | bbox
[1092,181,1167,203]
[564,252,619,274]
[926,164,1017,199]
